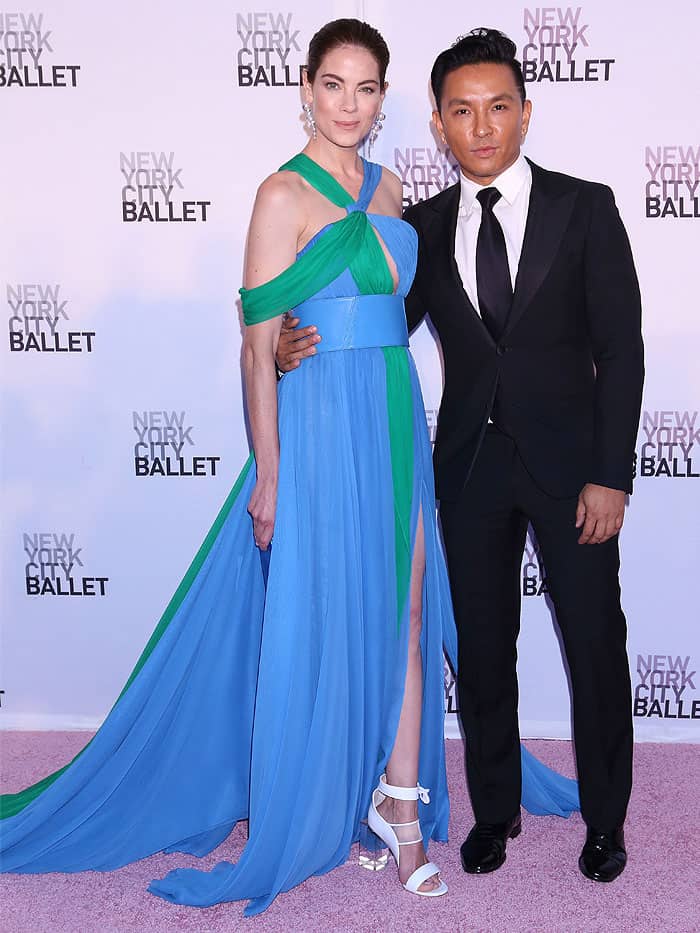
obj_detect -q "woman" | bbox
[0,19,577,916]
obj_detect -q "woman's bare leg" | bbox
[377,509,440,891]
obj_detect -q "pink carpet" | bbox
[1,733,698,932]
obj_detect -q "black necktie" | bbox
[475,187,512,342]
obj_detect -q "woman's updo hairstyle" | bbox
[306,18,390,89]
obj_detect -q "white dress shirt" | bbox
[455,154,532,317]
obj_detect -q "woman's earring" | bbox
[303,103,317,140]
[367,111,385,157]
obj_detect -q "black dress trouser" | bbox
[438,428,633,831]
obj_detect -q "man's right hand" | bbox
[275,315,321,373]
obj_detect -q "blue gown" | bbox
[0,158,578,916]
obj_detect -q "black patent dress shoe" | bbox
[578,827,627,882]
[460,812,522,874]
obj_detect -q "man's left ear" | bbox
[432,109,447,146]
[521,99,533,139]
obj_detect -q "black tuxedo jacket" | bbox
[403,160,644,501]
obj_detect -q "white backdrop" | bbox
[1,1,698,743]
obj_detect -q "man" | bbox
[277,28,644,883]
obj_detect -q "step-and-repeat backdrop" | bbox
[1,1,698,742]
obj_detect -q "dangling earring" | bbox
[302,103,317,140]
[367,111,385,157]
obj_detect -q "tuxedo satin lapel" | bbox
[505,165,577,336]
[427,184,483,327]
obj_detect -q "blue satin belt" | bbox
[292,295,408,353]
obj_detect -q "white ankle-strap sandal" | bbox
[367,774,448,897]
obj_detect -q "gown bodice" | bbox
[296,158,418,301]
[240,154,417,325]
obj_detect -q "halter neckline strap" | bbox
[279,152,382,213]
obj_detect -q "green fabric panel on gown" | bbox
[240,210,368,325]
[0,454,255,820]
[382,347,415,631]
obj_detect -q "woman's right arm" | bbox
[243,174,303,549]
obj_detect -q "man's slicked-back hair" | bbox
[430,27,526,111]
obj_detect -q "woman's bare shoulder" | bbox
[253,169,306,215]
